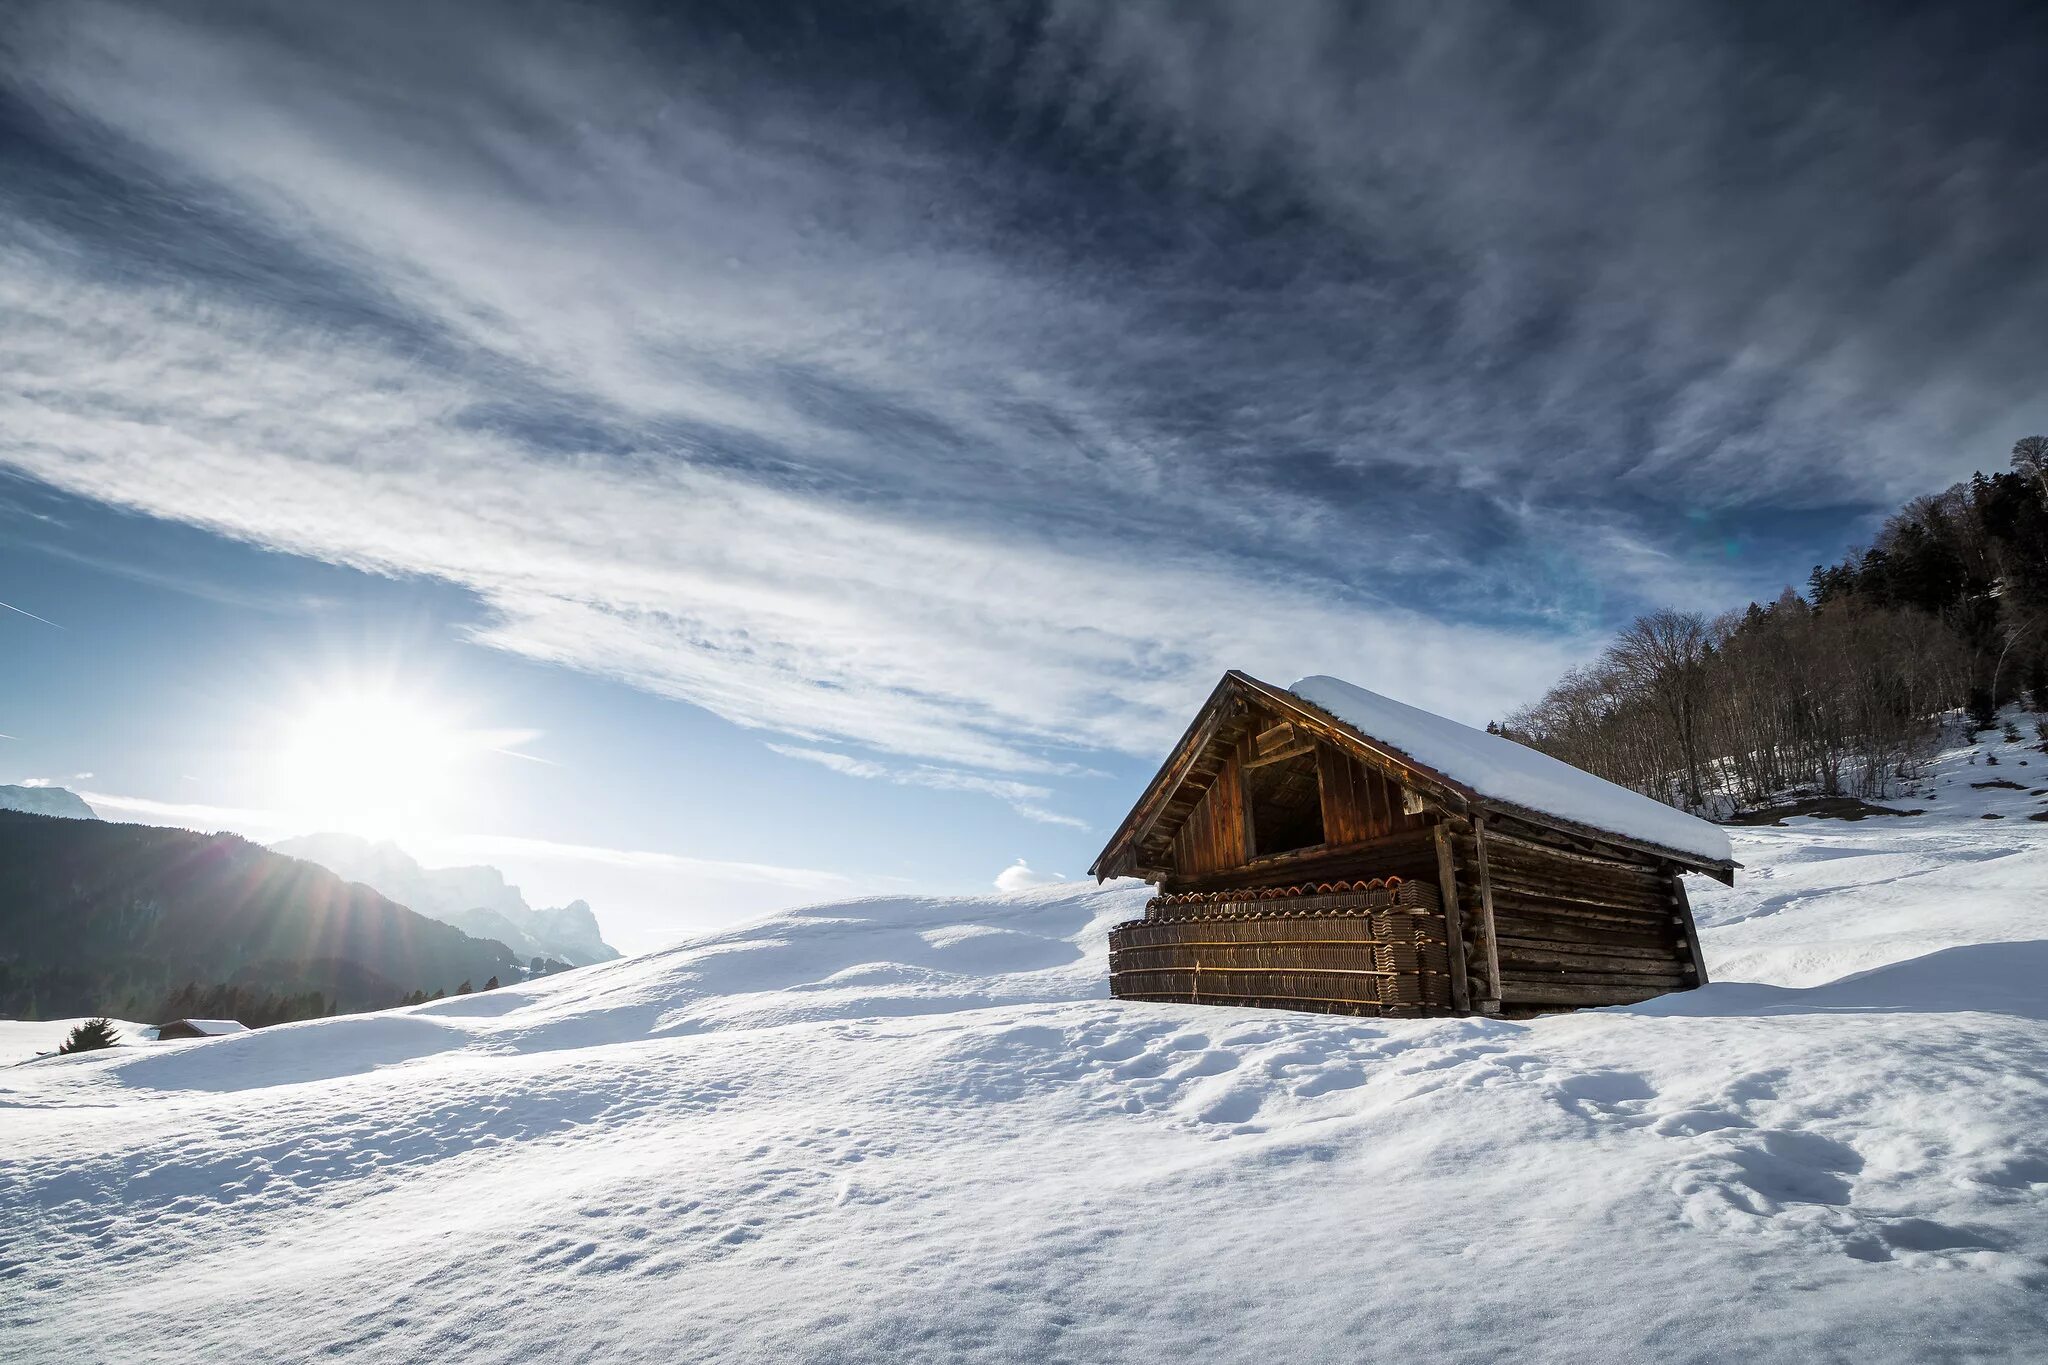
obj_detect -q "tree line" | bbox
[1500,439,2048,812]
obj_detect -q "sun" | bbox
[275,688,463,840]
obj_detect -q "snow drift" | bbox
[2,723,2043,1363]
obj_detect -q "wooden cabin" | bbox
[154,1018,249,1041]
[1092,672,1736,1017]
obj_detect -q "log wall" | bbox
[1449,821,1701,1012]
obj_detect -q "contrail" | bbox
[492,747,563,767]
[0,598,62,628]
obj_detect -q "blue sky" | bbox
[3,1,2045,951]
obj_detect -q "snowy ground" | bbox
[4,725,2045,1363]
[0,1018,152,1067]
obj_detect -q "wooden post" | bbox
[1470,815,1504,1015]
[1669,871,1710,987]
[1432,823,1474,1015]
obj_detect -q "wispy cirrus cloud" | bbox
[767,744,1088,827]
[3,0,2043,816]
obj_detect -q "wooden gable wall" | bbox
[1166,727,1434,879]
[1316,744,1431,847]
[1169,735,1249,875]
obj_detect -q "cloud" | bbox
[768,744,1089,827]
[429,832,854,892]
[73,771,92,779]
[0,249,1589,771]
[4,0,2038,790]
[78,789,300,835]
[994,858,1066,893]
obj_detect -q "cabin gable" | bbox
[1113,688,1440,887]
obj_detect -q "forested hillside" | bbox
[1504,440,2048,810]
[0,812,527,1021]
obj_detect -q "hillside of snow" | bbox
[3,723,2044,1363]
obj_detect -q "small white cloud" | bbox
[994,858,1065,893]
[20,777,51,787]
[1009,803,1089,830]
[73,771,94,779]
[772,744,1086,827]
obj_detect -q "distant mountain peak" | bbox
[0,784,99,821]
[272,833,621,965]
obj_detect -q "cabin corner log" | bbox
[1469,815,1504,1014]
[1097,671,1729,1019]
[1668,869,1710,986]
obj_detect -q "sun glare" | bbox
[275,689,465,839]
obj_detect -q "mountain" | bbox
[0,784,98,820]
[272,832,621,965]
[5,719,2044,1363]
[0,810,525,1019]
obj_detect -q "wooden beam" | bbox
[1432,823,1474,1015]
[1669,870,1711,987]
[1244,742,1316,769]
[1496,980,1676,1008]
[1483,808,1737,883]
[1470,815,1504,1014]
[1123,696,1243,868]
[1226,672,1471,813]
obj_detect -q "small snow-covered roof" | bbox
[163,1019,249,1036]
[1286,675,1733,867]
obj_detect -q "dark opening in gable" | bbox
[1244,747,1324,858]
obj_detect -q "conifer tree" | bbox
[58,1018,120,1054]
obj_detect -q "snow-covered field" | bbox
[4,727,2045,1363]
[0,1018,152,1067]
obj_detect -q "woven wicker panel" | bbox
[1146,880,1440,923]
[1109,898,1453,1018]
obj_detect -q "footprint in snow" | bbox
[1169,1048,1241,1079]
[1293,1066,1367,1098]
[1195,1086,1263,1126]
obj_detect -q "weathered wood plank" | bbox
[1163,827,1441,893]
[1497,943,1690,976]
[1485,878,1671,917]
[1470,815,1504,1014]
[1481,827,1669,879]
[1496,980,1672,1008]
[1499,966,1690,988]
[1488,893,1673,929]
[1495,935,1680,963]
[1669,871,1710,987]
[1435,822,1484,1013]
[1490,910,1674,951]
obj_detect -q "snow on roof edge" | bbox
[1284,674,1734,867]
[164,1019,250,1035]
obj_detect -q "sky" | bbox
[3,0,2045,952]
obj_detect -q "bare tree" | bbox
[2014,435,2048,504]
[1603,610,1714,810]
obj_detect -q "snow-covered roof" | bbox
[1287,675,1734,867]
[163,1019,249,1036]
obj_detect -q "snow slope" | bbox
[3,727,2044,1363]
[0,1017,151,1066]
